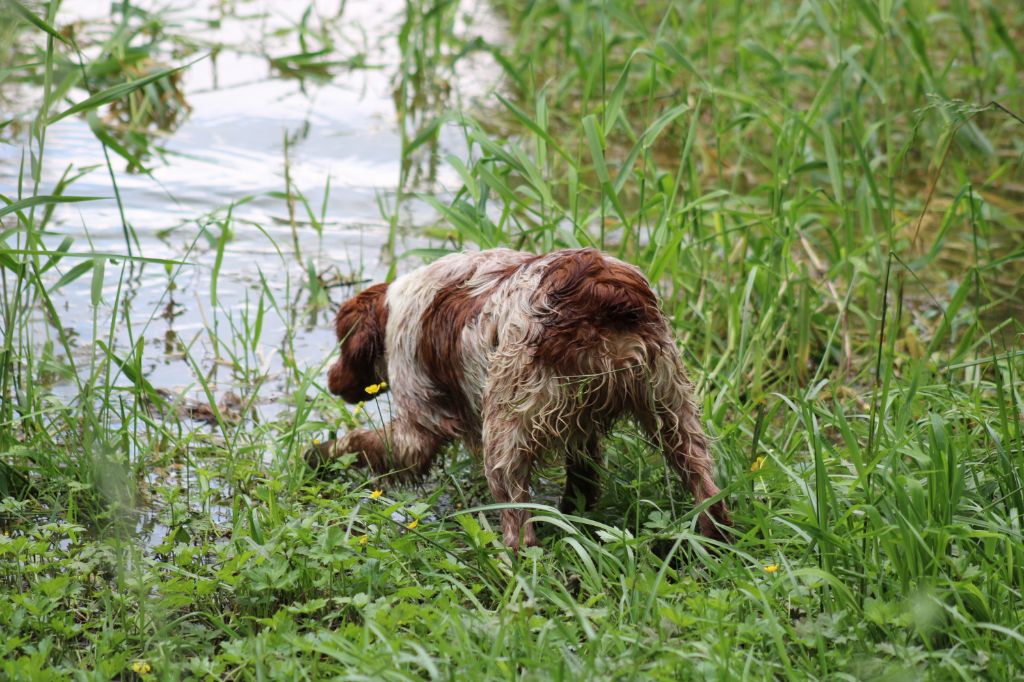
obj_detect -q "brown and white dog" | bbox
[309,248,730,548]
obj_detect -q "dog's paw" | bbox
[699,501,733,543]
[304,440,336,471]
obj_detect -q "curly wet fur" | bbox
[314,248,731,549]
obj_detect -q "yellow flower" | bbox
[750,456,766,473]
[364,383,382,395]
[353,401,365,416]
[358,535,369,545]
[406,519,419,530]
[131,660,152,674]
[370,489,383,499]
[763,564,779,573]
[313,439,320,445]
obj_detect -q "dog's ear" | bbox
[327,283,389,403]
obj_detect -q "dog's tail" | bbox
[541,248,661,328]
[533,249,666,368]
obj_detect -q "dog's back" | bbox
[386,249,669,437]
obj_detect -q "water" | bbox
[0,0,506,419]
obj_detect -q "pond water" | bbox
[1,0,506,420]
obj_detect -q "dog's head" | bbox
[327,282,389,403]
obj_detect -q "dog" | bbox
[307,248,730,548]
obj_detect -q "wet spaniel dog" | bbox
[308,248,730,548]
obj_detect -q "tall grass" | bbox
[1,0,1023,678]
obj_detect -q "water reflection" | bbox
[0,0,507,426]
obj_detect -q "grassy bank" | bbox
[2,0,1023,679]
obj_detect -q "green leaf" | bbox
[926,271,973,355]
[821,123,843,203]
[805,62,846,128]
[0,194,103,221]
[50,259,95,292]
[496,93,571,163]
[405,114,445,156]
[8,0,69,45]
[0,249,186,265]
[641,103,691,149]
[398,247,455,262]
[90,256,104,307]
[582,115,610,188]
[87,110,146,171]
[39,236,73,274]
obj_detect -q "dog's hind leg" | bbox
[635,354,731,541]
[481,412,537,550]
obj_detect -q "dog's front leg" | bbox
[306,419,445,481]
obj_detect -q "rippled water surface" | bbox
[1,0,506,416]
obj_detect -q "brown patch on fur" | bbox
[533,248,662,370]
[418,284,488,434]
[327,282,389,403]
[418,259,537,435]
